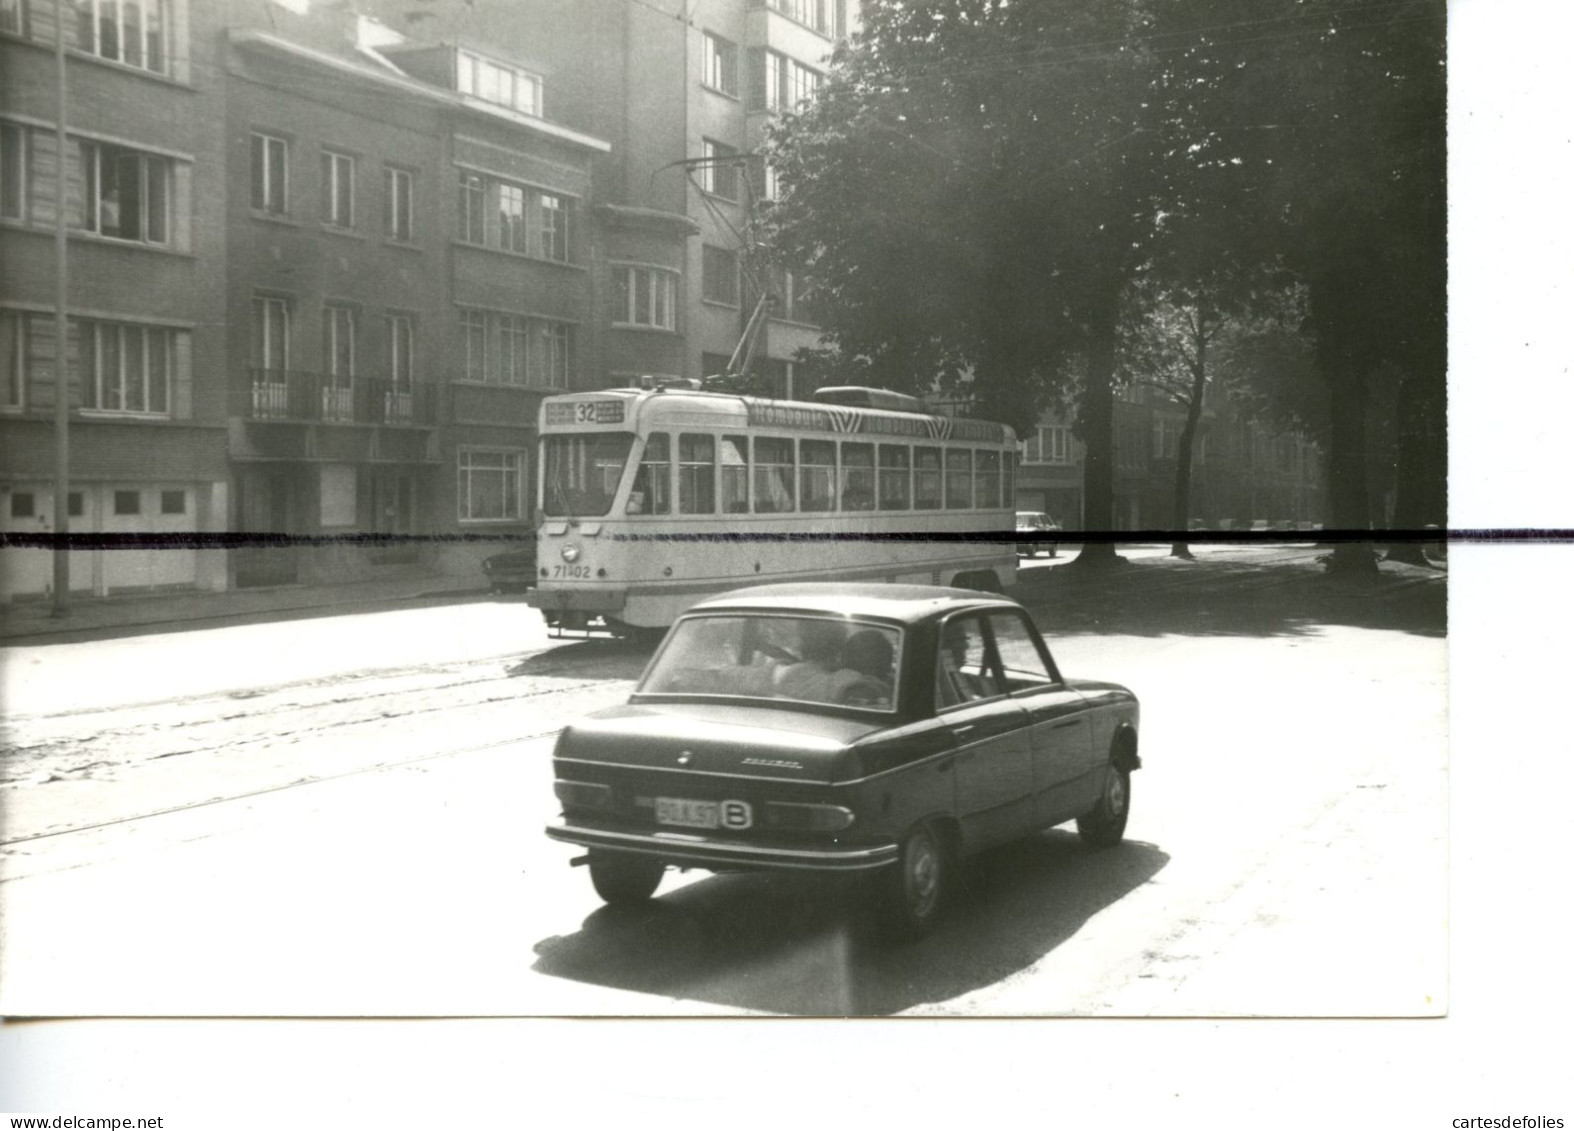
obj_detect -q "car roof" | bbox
[684,583,1018,626]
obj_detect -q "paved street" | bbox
[0,547,1446,1017]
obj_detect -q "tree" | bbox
[1154,0,1447,573]
[766,0,1169,566]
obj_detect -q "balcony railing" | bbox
[240,370,437,426]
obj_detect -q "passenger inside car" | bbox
[936,618,998,707]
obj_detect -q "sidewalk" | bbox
[0,572,491,646]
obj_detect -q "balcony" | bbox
[238,370,438,427]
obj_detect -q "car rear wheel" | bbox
[588,850,665,905]
[1076,765,1131,849]
[882,823,948,940]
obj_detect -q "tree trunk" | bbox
[1074,287,1122,567]
[1171,315,1209,560]
[1311,273,1380,576]
[1385,369,1446,565]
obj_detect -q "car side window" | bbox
[935,615,1003,708]
[986,611,1057,691]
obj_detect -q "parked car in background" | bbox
[1015,511,1061,558]
[545,584,1140,939]
[481,543,537,596]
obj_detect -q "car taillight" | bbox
[763,802,855,832]
[554,780,612,809]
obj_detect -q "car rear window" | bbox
[639,614,903,712]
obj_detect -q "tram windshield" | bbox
[542,432,636,517]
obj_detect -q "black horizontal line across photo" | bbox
[0,529,1565,551]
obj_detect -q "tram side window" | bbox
[945,448,973,509]
[629,432,672,515]
[879,445,912,510]
[679,433,716,514]
[721,434,750,514]
[975,449,1001,508]
[754,436,795,513]
[914,446,943,510]
[800,439,836,512]
[841,442,875,511]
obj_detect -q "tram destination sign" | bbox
[546,400,628,426]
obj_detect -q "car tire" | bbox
[1076,765,1131,849]
[881,822,948,941]
[588,850,665,905]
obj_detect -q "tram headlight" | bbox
[561,544,582,563]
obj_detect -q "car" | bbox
[481,544,537,595]
[1015,511,1060,558]
[545,583,1140,939]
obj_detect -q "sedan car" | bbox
[545,584,1139,938]
[481,543,537,596]
[1015,511,1061,558]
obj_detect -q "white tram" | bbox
[526,384,1017,634]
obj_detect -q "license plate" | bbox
[655,797,752,830]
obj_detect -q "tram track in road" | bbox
[2,640,650,852]
[0,725,564,851]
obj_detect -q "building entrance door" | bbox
[235,469,299,588]
[370,469,420,564]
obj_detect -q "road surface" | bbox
[0,548,1447,1016]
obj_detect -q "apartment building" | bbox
[1015,387,1327,531]
[1,0,852,601]
[221,4,606,586]
[364,0,852,394]
[1,0,231,602]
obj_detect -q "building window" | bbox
[757,49,820,112]
[1,309,24,409]
[1,122,24,221]
[252,296,290,372]
[113,489,140,516]
[458,449,525,522]
[702,245,739,306]
[160,489,185,515]
[1022,425,1072,465]
[614,266,677,330]
[539,320,570,389]
[459,307,486,381]
[321,150,355,229]
[701,139,739,200]
[80,141,169,244]
[497,182,529,253]
[387,314,414,392]
[459,171,485,243]
[702,32,738,96]
[384,166,413,242]
[457,49,542,117]
[73,0,170,75]
[251,132,288,215]
[498,314,529,386]
[1,0,23,34]
[80,321,172,414]
[538,192,567,262]
[323,305,356,420]
[772,0,846,38]
[10,491,34,518]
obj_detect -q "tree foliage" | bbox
[767,0,1445,567]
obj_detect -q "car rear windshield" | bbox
[639,614,904,712]
[542,433,636,517]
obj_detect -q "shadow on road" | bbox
[505,637,657,680]
[530,831,1169,1015]
[1015,550,1445,640]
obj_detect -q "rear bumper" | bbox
[545,821,899,873]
